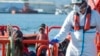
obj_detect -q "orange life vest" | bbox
[74,6,91,31]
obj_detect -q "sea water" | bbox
[0,14,67,39]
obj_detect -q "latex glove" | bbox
[50,39,59,45]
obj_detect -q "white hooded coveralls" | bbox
[54,10,100,56]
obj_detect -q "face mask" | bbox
[73,5,80,13]
[80,6,87,13]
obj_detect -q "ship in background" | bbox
[0,0,56,14]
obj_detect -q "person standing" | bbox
[50,0,100,56]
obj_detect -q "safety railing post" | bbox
[46,26,49,37]
[53,43,58,56]
[2,43,6,56]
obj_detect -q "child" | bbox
[36,27,48,56]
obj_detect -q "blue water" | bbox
[0,14,66,40]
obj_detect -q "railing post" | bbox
[2,43,6,56]
[53,43,58,56]
[46,26,49,37]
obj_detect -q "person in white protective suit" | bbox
[50,0,100,56]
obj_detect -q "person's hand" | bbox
[50,39,59,45]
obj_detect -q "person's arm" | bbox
[94,10,100,49]
[53,11,73,43]
[95,11,100,32]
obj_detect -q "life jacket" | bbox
[74,6,91,31]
